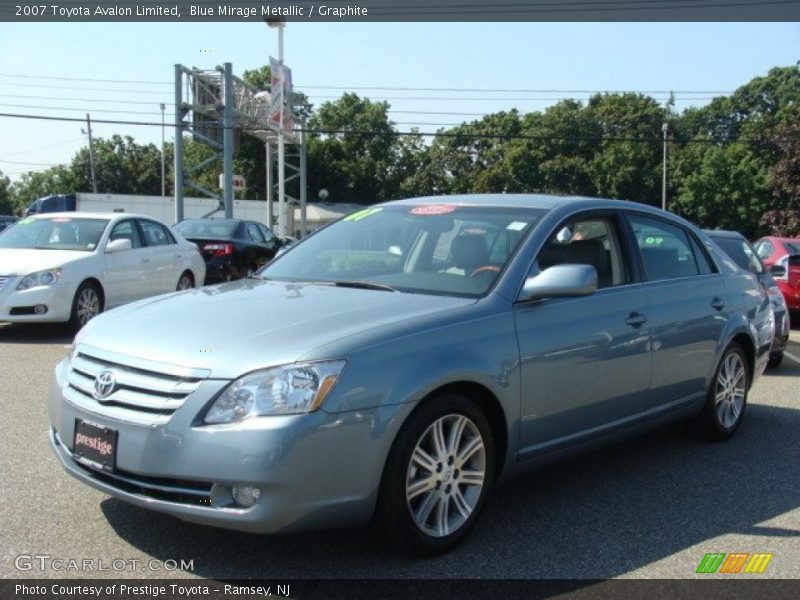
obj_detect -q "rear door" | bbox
[625,213,727,412]
[515,211,652,458]
[137,219,180,293]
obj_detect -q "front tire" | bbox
[69,281,102,331]
[697,343,749,441]
[377,393,495,555]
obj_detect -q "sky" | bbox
[0,21,798,185]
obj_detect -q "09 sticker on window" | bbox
[507,221,528,231]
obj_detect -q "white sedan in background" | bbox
[0,212,206,329]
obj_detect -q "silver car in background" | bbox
[48,195,772,555]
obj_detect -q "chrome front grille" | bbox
[0,276,10,292]
[65,349,209,425]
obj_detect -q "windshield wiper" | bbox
[332,280,397,292]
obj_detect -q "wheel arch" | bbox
[392,380,509,482]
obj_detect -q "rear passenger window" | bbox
[628,214,704,281]
[139,220,176,246]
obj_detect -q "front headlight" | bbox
[16,268,62,290]
[204,360,347,424]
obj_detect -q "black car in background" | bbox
[173,218,281,284]
[704,229,789,368]
[0,216,18,232]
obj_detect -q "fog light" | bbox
[35,304,48,314]
[231,485,262,508]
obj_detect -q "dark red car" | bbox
[754,236,800,313]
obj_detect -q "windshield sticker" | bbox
[51,218,72,223]
[507,221,528,231]
[343,207,383,222]
[410,204,456,216]
[464,228,487,235]
[19,217,35,225]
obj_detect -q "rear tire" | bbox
[69,281,103,331]
[376,393,495,556]
[767,352,783,369]
[176,271,194,291]
[695,343,749,441]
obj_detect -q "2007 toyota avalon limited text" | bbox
[48,195,774,555]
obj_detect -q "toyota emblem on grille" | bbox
[93,370,116,400]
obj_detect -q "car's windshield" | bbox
[785,241,800,255]
[0,216,108,251]
[261,204,544,297]
[174,219,238,238]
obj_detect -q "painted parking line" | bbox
[784,350,800,365]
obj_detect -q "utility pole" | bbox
[160,103,166,196]
[84,113,98,193]
[661,122,669,211]
[173,64,185,223]
[267,19,287,237]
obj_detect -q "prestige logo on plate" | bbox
[74,433,114,456]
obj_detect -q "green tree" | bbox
[306,93,406,204]
[0,170,14,214]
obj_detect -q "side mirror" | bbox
[518,264,598,303]
[769,264,787,279]
[106,238,132,253]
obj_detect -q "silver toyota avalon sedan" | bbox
[48,195,773,555]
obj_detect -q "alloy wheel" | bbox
[714,351,746,428]
[76,287,100,326]
[405,414,486,538]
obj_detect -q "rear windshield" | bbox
[174,220,238,238]
[711,236,763,274]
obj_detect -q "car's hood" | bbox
[0,248,91,275]
[77,279,476,378]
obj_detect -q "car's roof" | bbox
[702,229,747,240]
[760,235,800,243]
[29,211,161,221]
[384,193,662,212]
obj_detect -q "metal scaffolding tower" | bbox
[173,62,306,236]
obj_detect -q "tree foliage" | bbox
[6,65,799,236]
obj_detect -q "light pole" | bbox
[661,122,669,211]
[81,113,98,194]
[160,103,166,196]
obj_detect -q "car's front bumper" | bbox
[47,358,408,534]
[0,278,74,323]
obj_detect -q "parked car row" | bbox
[0,213,283,329]
[47,195,776,555]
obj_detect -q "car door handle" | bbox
[625,313,648,328]
[711,297,727,311]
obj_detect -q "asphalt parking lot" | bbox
[1,323,799,580]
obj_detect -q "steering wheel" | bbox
[470,265,502,277]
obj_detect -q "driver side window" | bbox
[537,216,627,289]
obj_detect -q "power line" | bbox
[303,86,731,95]
[0,93,175,107]
[0,102,174,117]
[0,111,755,145]
[0,137,86,159]
[0,72,172,85]
[311,95,718,102]
[0,159,62,166]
